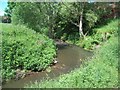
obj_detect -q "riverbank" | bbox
[25,19,118,88]
[25,33,118,88]
[2,40,69,85]
[3,45,92,88]
[2,18,116,87]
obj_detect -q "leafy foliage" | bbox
[11,3,43,32]
[2,24,56,81]
[4,2,16,17]
[11,2,58,37]
[85,10,99,28]
[74,19,118,50]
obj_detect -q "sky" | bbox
[0,0,8,16]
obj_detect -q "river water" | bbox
[2,44,93,88]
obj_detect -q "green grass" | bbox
[95,19,118,33]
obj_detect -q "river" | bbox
[2,44,93,88]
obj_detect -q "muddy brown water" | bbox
[2,44,93,88]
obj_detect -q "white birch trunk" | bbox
[79,10,84,38]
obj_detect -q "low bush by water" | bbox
[2,24,56,82]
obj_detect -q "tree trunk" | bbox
[79,10,84,38]
[48,15,52,38]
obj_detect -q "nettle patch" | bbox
[2,24,56,81]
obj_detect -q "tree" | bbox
[11,2,115,40]
[11,2,59,39]
[56,2,99,38]
[4,2,16,22]
[55,2,114,39]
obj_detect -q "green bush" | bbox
[79,36,94,50]
[26,35,118,88]
[2,24,56,81]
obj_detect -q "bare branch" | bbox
[85,30,89,36]
[69,19,79,27]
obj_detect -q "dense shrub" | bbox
[2,24,56,81]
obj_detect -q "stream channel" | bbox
[3,44,93,88]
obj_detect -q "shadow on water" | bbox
[56,41,69,50]
[2,44,93,88]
